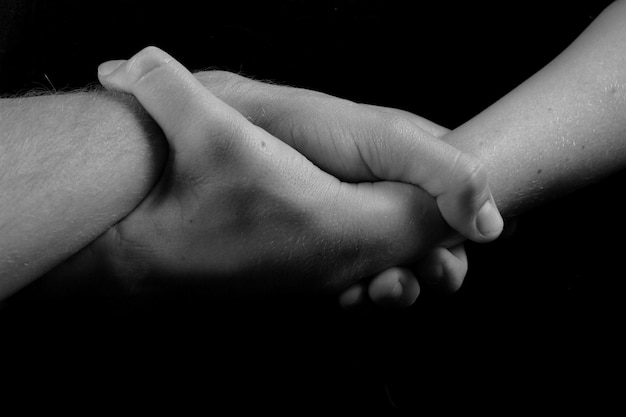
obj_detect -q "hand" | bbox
[92,46,501,300]
[193,72,496,308]
[74,46,462,299]
[37,47,500,304]
[196,72,503,243]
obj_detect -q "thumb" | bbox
[95,47,455,291]
[97,46,248,160]
[196,77,504,244]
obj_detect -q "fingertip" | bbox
[97,60,127,90]
[97,45,228,155]
[415,246,468,294]
[339,281,374,314]
[97,47,175,93]
[98,60,126,77]
[437,152,504,243]
[475,197,504,241]
[368,267,420,309]
[125,46,174,80]
[338,283,368,311]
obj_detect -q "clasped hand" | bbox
[85,47,503,308]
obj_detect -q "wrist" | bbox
[3,90,168,300]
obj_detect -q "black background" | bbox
[1,0,624,413]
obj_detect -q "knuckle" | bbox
[442,255,467,292]
[259,92,327,142]
[125,46,172,84]
[204,114,250,165]
[366,184,430,265]
[451,152,488,195]
[376,111,423,147]
[196,71,276,124]
[365,113,415,175]
[136,45,167,60]
[174,111,251,179]
[382,113,414,138]
[382,113,424,151]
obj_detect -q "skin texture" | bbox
[442,0,626,215]
[36,86,470,307]
[341,0,626,306]
[86,48,500,300]
[0,61,502,300]
[4,0,626,307]
[189,0,626,306]
[190,75,471,307]
[0,91,167,296]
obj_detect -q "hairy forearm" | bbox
[0,90,166,297]
[444,0,626,217]
[6,1,625,302]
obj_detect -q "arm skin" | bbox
[0,92,167,297]
[79,0,626,302]
[0,76,496,301]
[231,0,626,221]
[445,0,626,216]
[4,0,626,302]
[339,0,626,303]
[196,0,626,303]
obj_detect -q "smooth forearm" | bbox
[444,0,626,217]
[0,90,166,297]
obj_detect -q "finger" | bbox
[359,104,450,138]
[97,47,249,160]
[413,245,468,294]
[361,108,504,243]
[367,267,421,308]
[95,49,448,296]
[338,266,421,311]
[196,72,454,138]
[362,117,503,243]
[96,49,453,296]
[195,73,504,243]
[338,282,370,311]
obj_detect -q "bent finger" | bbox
[364,117,503,243]
[338,282,370,311]
[413,245,468,294]
[98,47,249,160]
[338,267,421,311]
[367,267,421,308]
[196,73,503,243]
[359,103,451,138]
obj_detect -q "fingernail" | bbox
[476,199,504,239]
[98,60,125,77]
[389,281,403,299]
